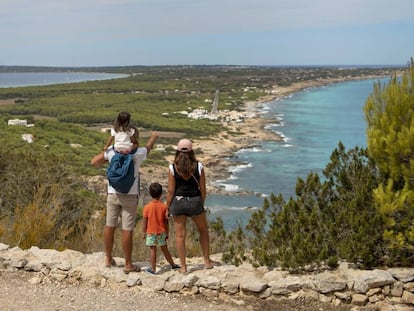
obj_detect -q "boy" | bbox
[142,182,180,274]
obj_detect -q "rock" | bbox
[141,274,166,291]
[351,293,368,306]
[222,278,240,295]
[351,269,395,294]
[196,275,221,290]
[10,258,28,268]
[177,274,199,288]
[24,260,44,272]
[0,244,413,310]
[269,276,305,295]
[391,281,404,297]
[312,271,348,294]
[126,273,142,287]
[402,290,414,304]
[29,276,43,285]
[404,282,414,292]
[367,287,382,296]
[389,268,414,283]
[164,278,185,292]
[0,243,10,251]
[334,291,352,303]
[263,269,289,281]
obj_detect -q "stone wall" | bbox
[1,243,413,310]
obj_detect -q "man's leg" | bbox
[122,229,134,269]
[104,226,116,267]
[119,194,138,272]
[105,194,121,267]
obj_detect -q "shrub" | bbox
[222,143,384,270]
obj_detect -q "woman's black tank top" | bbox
[172,162,201,197]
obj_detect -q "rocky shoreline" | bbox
[139,74,393,199]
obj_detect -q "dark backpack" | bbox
[106,152,135,193]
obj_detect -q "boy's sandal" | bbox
[145,268,156,275]
[171,264,181,270]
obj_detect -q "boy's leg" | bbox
[149,246,157,272]
[160,245,175,266]
[158,232,175,267]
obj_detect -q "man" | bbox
[91,128,159,273]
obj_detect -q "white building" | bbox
[8,119,28,126]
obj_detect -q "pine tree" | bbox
[364,59,414,264]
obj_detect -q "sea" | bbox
[0,71,128,88]
[205,77,392,229]
[0,71,391,230]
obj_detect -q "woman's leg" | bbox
[173,215,187,273]
[191,213,212,268]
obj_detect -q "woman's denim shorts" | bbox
[169,195,205,217]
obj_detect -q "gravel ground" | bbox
[0,270,361,311]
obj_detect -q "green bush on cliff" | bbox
[365,58,414,265]
[0,148,104,251]
[223,143,384,269]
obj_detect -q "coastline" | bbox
[140,74,392,197]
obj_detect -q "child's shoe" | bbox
[145,268,156,275]
[171,264,181,270]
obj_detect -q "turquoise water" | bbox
[206,77,391,229]
[0,72,128,88]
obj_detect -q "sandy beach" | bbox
[140,74,390,197]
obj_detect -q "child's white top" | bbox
[111,127,135,151]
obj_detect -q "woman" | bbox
[166,139,215,273]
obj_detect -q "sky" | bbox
[1,0,413,67]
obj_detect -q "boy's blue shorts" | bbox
[145,232,167,247]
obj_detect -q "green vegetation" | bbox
[0,65,398,176]
[221,60,414,269]
[0,64,407,264]
[0,147,103,251]
[365,59,414,265]
[222,144,384,270]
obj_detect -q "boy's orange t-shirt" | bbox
[142,200,168,234]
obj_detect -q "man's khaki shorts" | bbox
[106,193,138,231]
